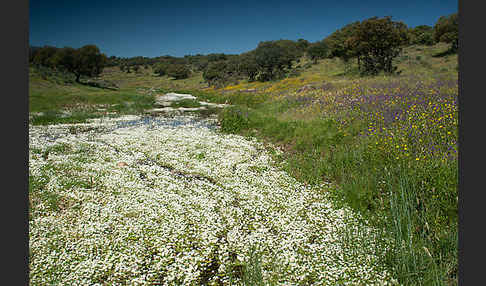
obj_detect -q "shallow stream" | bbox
[113,114,219,131]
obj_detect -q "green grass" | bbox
[216,105,457,284]
[215,101,457,285]
[28,64,214,125]
[28,43,458,285]
[29,66,156,125]
[205,43,458,285]
[169,98,201,108]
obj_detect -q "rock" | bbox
[154,93,197,107]
[157,93,196,101]
[147,92,231,114]
[117,162,128,167]
[146,106,208,114]
[198,102,230,108]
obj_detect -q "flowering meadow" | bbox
[28,41,458,284]
[289,75,458,227]
[215,73,458,285]
[318,76,457,162]
[29,115,397,285]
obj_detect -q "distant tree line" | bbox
[197,12,457,85]
[200,39,309,86]
[29,12,457,85]
[29,44,107,82]
[109,56,160,73]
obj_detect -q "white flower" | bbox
[29,114,394,285]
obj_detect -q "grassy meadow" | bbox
[29,43,458,285]
[204,43,458,285]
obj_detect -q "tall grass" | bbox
[385,171,457,285]
[241,246,265,286]
[28,43,458,284]
[212,71,458,285]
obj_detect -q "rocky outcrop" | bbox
[154,92,197,107]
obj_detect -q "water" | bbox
[113,114,220,131]
[31,114,220,144]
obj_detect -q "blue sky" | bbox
[29,0,458,58]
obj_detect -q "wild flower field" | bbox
[28,43,458,285]
[215,73,458,285]
[29,115,397,285]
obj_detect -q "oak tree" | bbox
[434,13,458,52]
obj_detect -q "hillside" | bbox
[28,42,458,285]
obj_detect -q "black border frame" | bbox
[4,0,29,284]
[18,0,471,284]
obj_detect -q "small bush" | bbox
[167,64,191,80]
[153,62,169,76]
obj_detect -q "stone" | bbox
[154,93,198,107]
[157,92,196,101]
[147,92,231,114]
[146,107,208,114]
[198,102,230,108]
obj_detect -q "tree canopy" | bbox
[253,40,299,81]
[33,46,58,68]
[408,25,435,45]
[29,11,456,87]
[166,63,191,80]
[307,41,329,63]
[203,61,229,87]
[39,44,107,82]
[351,16,409,75]
[434,13,458,52]
[323,21,361,61]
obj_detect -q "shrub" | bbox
[203,61,229,87]
[166,64,191,80]
[153,62,169,76]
